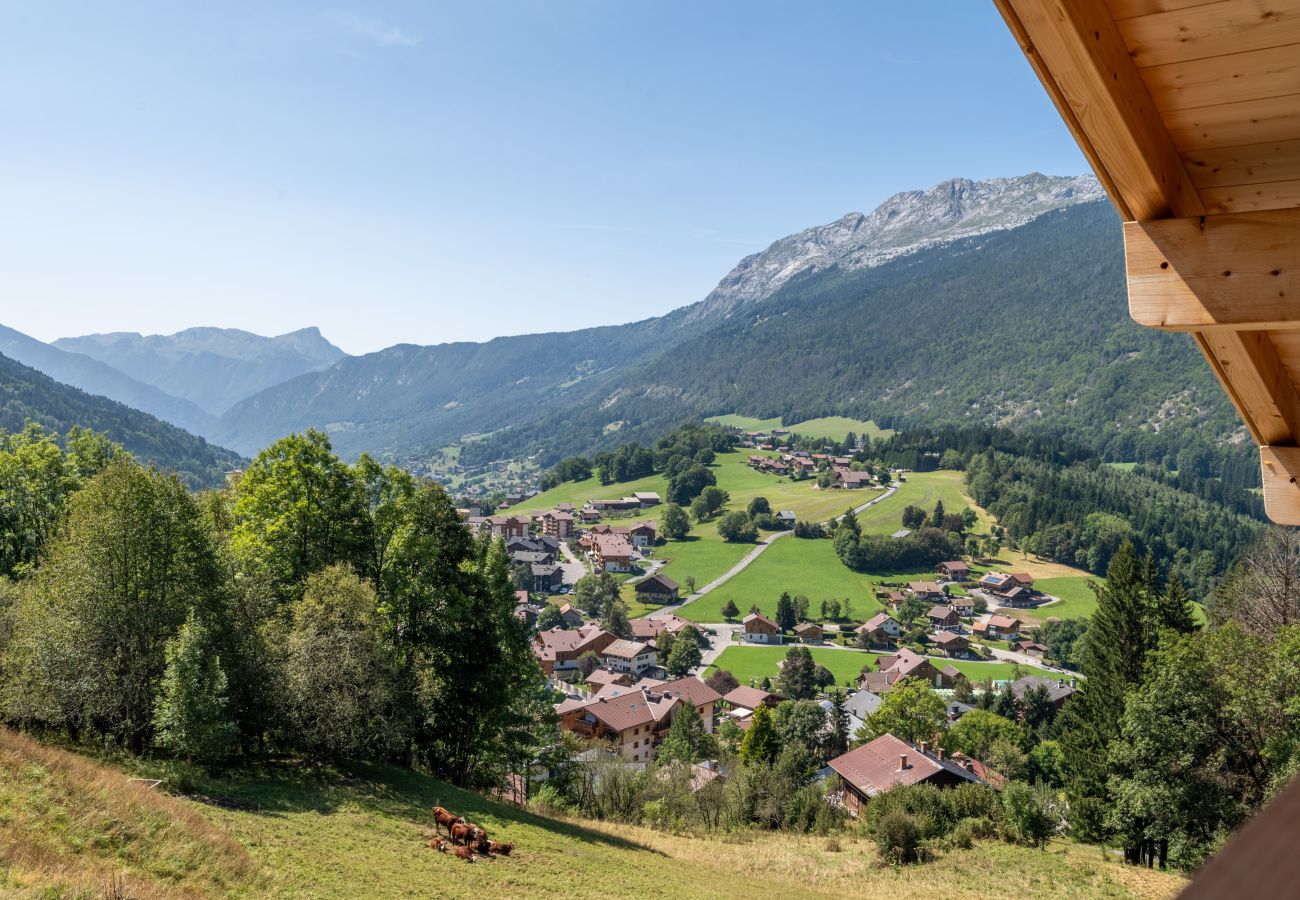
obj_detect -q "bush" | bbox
[875,809,924,864]
[529,783,571,815]
[947,782,1002,823]
[1068,795,1111,844]
[865,783,954,839]
[1003,781,1060,848]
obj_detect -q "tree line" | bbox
[0,427,547,789]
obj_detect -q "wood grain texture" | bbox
[1119,1,1300,67]
[1126,209,1300,327]
[1108,0,1232,22]
[1143,42,1300,112]
[1183,138,1300,187]
[1261,446,1300,524]
[1165,92,1300,150]
[1200,178,1300,212]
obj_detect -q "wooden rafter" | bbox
[995,0,1300,524]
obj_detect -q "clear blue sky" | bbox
[0,2,1086,355]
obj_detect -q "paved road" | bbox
[653,482,901,619]
[557,541,589,586]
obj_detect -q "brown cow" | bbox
[451,822,484,846]
[429,837,448,852]
[452,845,477,863]
[487,841,514,857]
[431,806,463,836]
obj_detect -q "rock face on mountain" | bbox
[685,173,1105,321]
[54,326,347,416]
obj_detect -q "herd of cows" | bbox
[429,805,515,864]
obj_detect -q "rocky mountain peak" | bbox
[687,172,1105,320]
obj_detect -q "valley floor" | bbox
[0,727,1186,900]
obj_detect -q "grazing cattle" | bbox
[452,845,477,863]
[488,841,514,857]
[451,822,484,846]
[431,806,463,836]
[429,837,447,852]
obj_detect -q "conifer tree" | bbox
[740,703,779,765]
[153,613,237,768]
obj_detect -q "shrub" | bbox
[866,783,954,839]
[875,809,924,864]
[947,782,1002,823]
[529,783,571,815]
[1003,781,1060,848]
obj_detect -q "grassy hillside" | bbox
[706,414,894,442]
[0,728,1184,899]
[706,645,1025,688]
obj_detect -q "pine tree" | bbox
[153,613,237,768]
[721,599,740,621]
[929,500,946,529]
[657,701,709,765]
[827,689,850,758]
[740,703,779,764]
[775,593,797,632]
[841,508,860,536]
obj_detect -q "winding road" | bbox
[651,481,900,620]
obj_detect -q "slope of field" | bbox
[706,414,894,442]
[516,451,884,524]
[0,727,1184,899]
[707,645,1025,688]
[856,469,990,535]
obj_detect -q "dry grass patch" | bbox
[0,727,259,898]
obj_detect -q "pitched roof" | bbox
[723,685,778,711]
[909,581,943,594]
[862,612,898,632]
[635,573,679,593]
[827,734,983,797]
[928,605,957,619]
[793,622,822,634]
[566,687,673,733]
[658,676,723,708]
[987,615,1021,630]
[844,689,882,719]
[1009,675,1077,704]
[742,612,779,631]
[603,639,653,659]
[593,534,634,557]
[932,631,969,646]
[939,560,969,572]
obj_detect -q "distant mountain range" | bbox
[0,172,1242,482]
[54,326,345,416]
[0,351,241,487]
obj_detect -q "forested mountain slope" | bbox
[0,324,215,436]
[0,352,241,486]
[465,202,1240,473]
[55,326,347,416]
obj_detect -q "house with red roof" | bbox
[827,734,985,817]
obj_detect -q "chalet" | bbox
[908,581,946,601]
[475,515,529,540]
[591,534,635,573]
[553,686,674,763]
[931,631,971,658]
[589,498,641,513]
[741,612,782,644]
[583,667,635,691]
[855,612,902,647]
[949,596,975,618]
[629,613,691,642]
[1014,640,1048,658]
[580,508,602,524]
[859,648,961,692]
[722,685,782,714]
[602,639,659,677]
[793,622,823,643]
[974,615,1021,641]
[532,624,617,676]
[540,510,575,539]
[510,550,554,568]
[632,492,661,507]
[627,521,658,549]
[998,586,1036,608]
[514,602,538,628]
[827,734,984,817]
[882,590,907,608]
[530,563,564,593]
[937,561,970,580]
[557,603,584,627]
[503,493,524,507]
[946,700,975,723]
[506,535,560,560]
[634,573,680,604]
[927,605,960,632]
[776,510,797,528]
[979,572,1036,604]
[833,469,874,489]
[1009,675,1077,711]
[658,676,723,732]
[844,689,882,723]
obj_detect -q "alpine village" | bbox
[4,2,1300,898]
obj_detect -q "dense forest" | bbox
[0,352,241,488]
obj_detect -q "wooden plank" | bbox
[1126,209,1300,328]
[1119,1,1300,68]
[1201,178,1300,212]
[1108,0,1232,22]
[995,0,1205,220]
[1261,446,1300,524]
[1165,92,1300,151]
[1199,330,1300,444]
[1183,138,1300,188]
[1143,42,1300,112]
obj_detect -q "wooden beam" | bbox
[1126,208,1300,329]
[1198,330,1300,446]
[1261,446,1300,525]
[994,0,1205,220]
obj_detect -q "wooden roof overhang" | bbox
[994,0,1300,524]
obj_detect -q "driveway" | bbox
[557,541,589,586]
